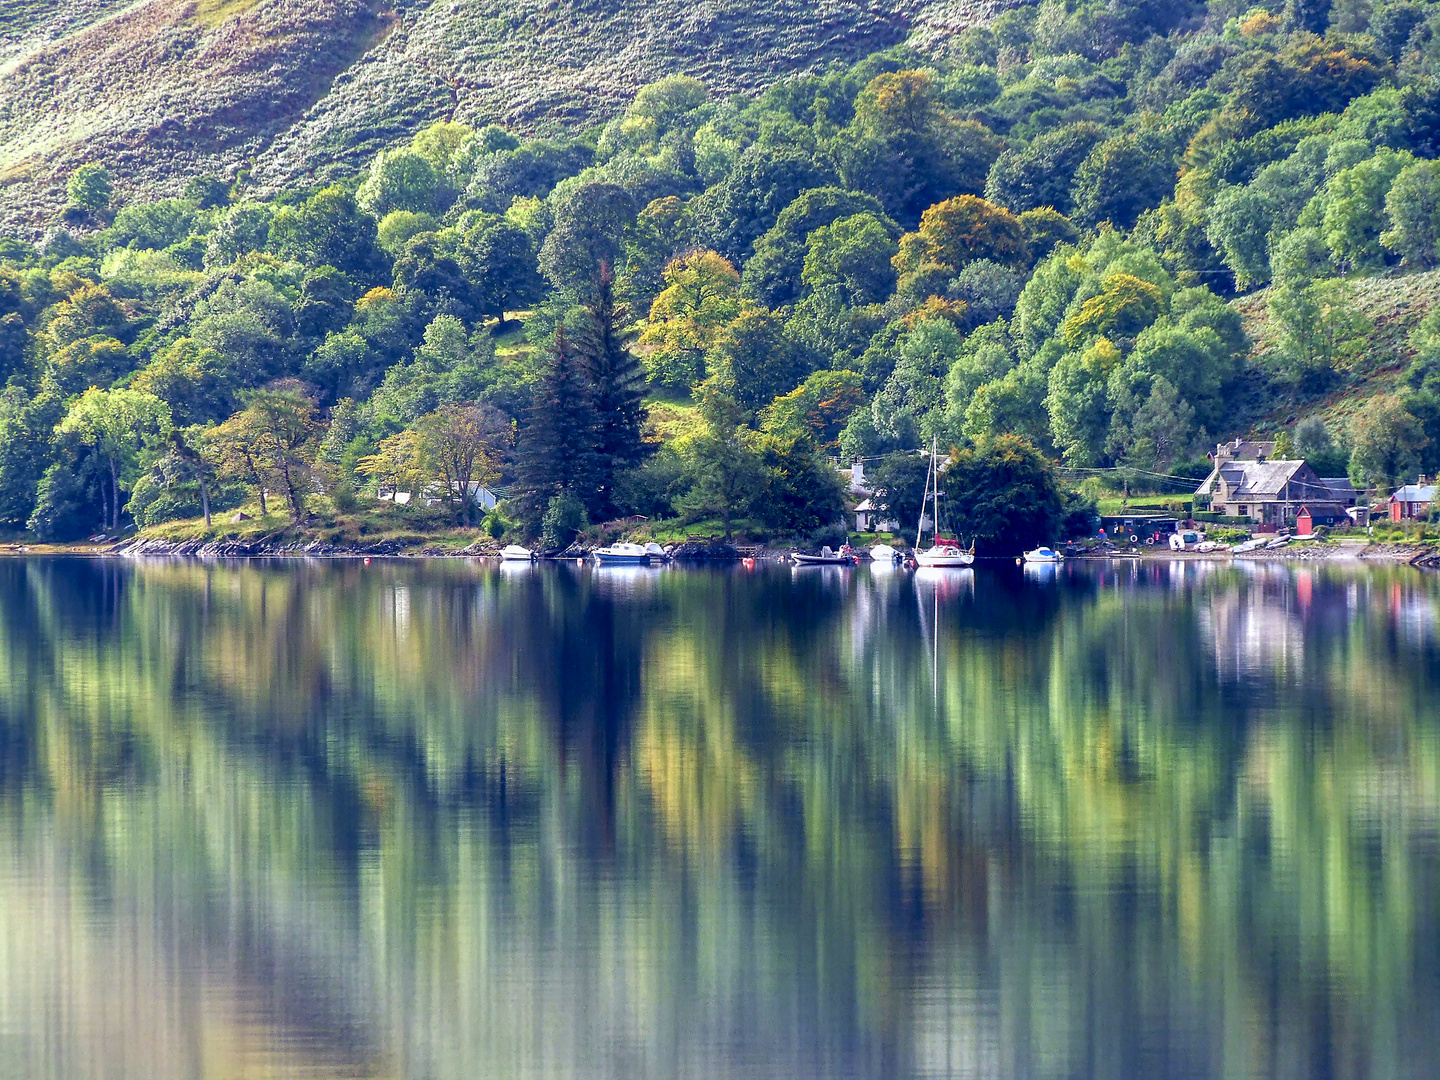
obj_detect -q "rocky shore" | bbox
[110,535,752,561]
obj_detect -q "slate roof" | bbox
[1230,460,1308,497]
[1390,484,1437,503]
[1198,459,1334,501]
[1297,502,1349,519]
[1321,477,1357,503]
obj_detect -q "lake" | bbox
[0,556,1436,1079]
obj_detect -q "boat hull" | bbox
[915,553,974,567]
[594,553,652,564]
[1022,550,1062,563]
[791,553,853,565]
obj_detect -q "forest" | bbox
[8,0,1440,548]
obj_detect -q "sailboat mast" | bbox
[931,434,940,540]
[914,440,933,550]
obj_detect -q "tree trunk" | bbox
[243,449,267,515]
[200,475,211,528]
[281,459,301,522]
[100,471,111,535]
[109,457,120,531]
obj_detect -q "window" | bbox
[1238,505,1249,517]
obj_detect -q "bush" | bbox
[481,507,511,538]
[541,491,588,548]
[329,479,358,514]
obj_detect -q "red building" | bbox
[1389,483,1436,522]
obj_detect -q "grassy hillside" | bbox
[0,0,386,235]
[0,0,1018,234]
[1233,269,1440,434]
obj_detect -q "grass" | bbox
[643,397,700,443]
[1233,267,1440,433]
[190,0,265,28]
[142,497,490,551]
[1095,497,1193,516]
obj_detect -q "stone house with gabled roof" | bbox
[1195,457,1339,526]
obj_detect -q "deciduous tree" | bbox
[55,387,172,530]
[415,404,511,525]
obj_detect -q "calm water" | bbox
[0,557,1436,1080]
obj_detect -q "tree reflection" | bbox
[0,558,1435,1079]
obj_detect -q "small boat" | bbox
[499,544,534,561]
[1195,540,1220,553]
[791,546,854,565]
[1266,536,1290,549]
[643,542,671,562]
[869,543,902,565]
[594,542,652,564]
[1023,547,1063,563]
[1231,538,1266,553]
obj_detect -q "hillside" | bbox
[8,0,1440,546]
[1234,269,1440,434]
[0,0,1016,235]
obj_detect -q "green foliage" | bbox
[985,122,1104,216]
[800,213,898,306]
[1268,277,1373,387]
[743,187,892,308]
[1349,392,1428,485]
[101,199,199,252]
[1382,158,1440,266]
[377,210,439,254]
[1321,148,1413,269]
[761,369,866,452]
[538,182,638,297]
[67,163,112,212]
[6,10,1440,543]
[640,250,741,391]
[356,148,448,219]
[1071,128,1181,230]
[541,491,589,548]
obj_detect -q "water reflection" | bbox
[0,557,1436,1079]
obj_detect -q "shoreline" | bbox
[1,537,1436,566]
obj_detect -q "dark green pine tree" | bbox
[579,266,651,517]
[516,326,604,526]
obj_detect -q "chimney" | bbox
[852,461,864,488]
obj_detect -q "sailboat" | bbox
[913,435,975,568]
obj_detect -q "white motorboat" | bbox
[1023,547,1063,563]
[869,543,902,565]
[912,436,976,568]
[791,546,854,565]
[643,542,671,561]
[499,544,534,561]
[594,542,652,564]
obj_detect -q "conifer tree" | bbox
[579,266,651,517]
[515,326,604,526]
